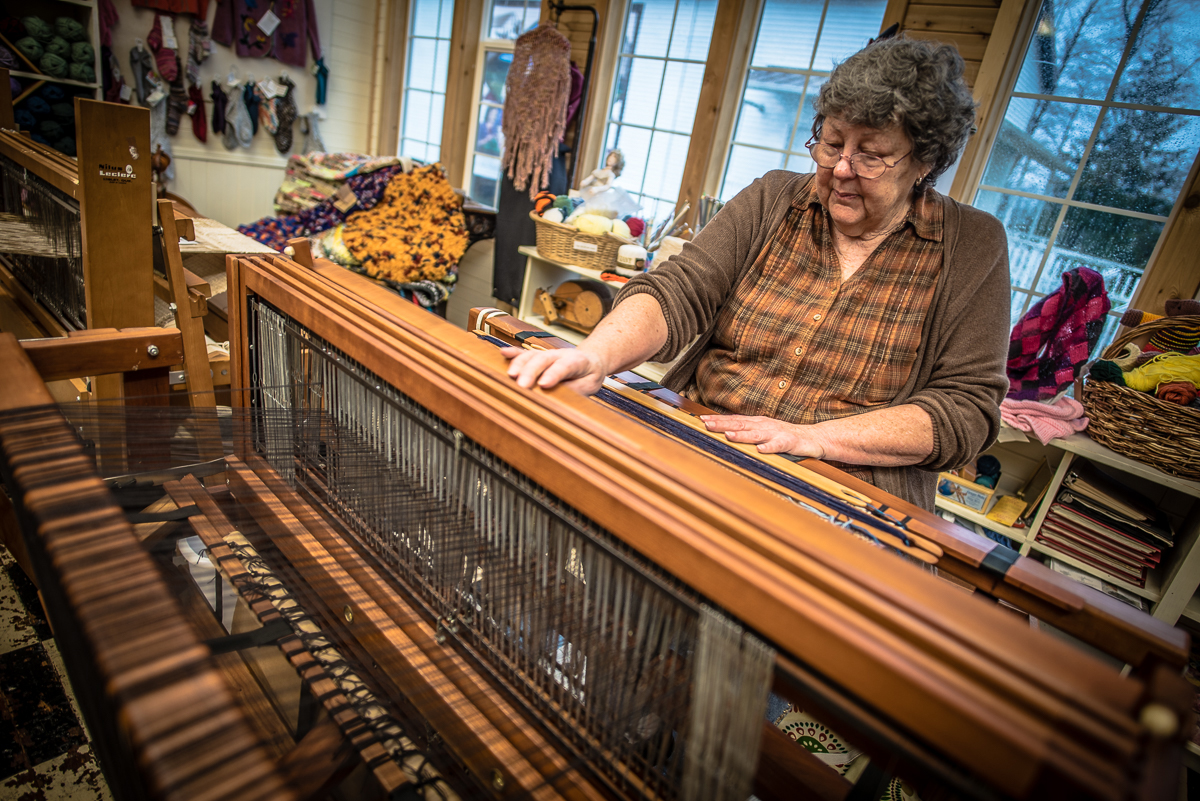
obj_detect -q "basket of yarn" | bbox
[1081,313,1200,480]
[529,210,630,272]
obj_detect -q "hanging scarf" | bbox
[1007,266,1111,401]
[501,24,571,199]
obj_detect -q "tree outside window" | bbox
[972,0,1200,353]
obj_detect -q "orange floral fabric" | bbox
[341,163,469,284]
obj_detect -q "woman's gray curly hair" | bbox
[813,37,976,192]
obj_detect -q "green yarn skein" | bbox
[14,37,43,63]
[71,41,93,65]
[51,102,74,122]
[56,17,87,43]
[39,53,68,79]
[46,36,70,59]
[36,119,63,140]
[22,16,53,43]
[68,62,94,84]
[1088,360,1126,386]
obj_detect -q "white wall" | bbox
[107,0,379,228]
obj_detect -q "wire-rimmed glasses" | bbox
[805,138,912,179]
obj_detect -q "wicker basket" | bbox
[530,211,628,271]
[1080,314,1200,480]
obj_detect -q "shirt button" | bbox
[813,313,822,322]
[794,346,803,356]
[778,380,787,390]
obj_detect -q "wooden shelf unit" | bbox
[943,431,1200,625]
[516,245,673,383]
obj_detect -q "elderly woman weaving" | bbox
[506,37,1010,511]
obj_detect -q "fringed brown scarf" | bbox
[502,25,572,199]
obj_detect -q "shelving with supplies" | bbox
[516,244,675,383]
[942,430,1200,625]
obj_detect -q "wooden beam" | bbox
[375,0,410,157]
[20,327,184,381]
[442,0,485,189]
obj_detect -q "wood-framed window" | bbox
[400,0,456,162]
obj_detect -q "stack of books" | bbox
[1034,460,1173,589]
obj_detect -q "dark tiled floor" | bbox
[0,545,110,801]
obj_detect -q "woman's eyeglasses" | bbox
[805,138,911,179]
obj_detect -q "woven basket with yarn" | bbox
[530,211,626,271]
[1081,314,1200,480]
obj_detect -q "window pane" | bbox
[1118,0,1200,110]
[408,39,438,91]
[644,130,691,202]
[668,0,718,61]
[476,105,504,156]
[783,151,817,173]
[612,57,665,128]
[1040,207,1162,307]
[1076,108,1200,215]
[470,154,502,207]
[1018,1,1128,102]
[655,61,706,132]
[981,101,1101,197]
[433,39,450,88]
[489,0,537,39]
[404,91,434,145]
[973,190,1058,290]
[735,70,804,150]
[811,0,888,72]
[481,51,511,104]
[721,145,787,201]
[412,0,446,38]
[609,125,653,195]
[751,0,824,70]
[625,0,678,58]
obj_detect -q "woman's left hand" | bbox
[700,414,827,459]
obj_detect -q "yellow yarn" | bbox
[574,214,613,235]
[1122,353,1200,392]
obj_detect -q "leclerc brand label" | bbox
[573,240,599,253]
[99,163,137,182]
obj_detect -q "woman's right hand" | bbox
[503,347,610,395]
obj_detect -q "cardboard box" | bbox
[937,470,996,512]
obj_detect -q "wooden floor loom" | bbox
[0,247,1191,801]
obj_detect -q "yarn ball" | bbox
[1157,381,1197,406]
[68,62,94,83]
[542,207,564,224]
[551,195,573,211]
[533,190,555,214]
[22,16,53,43]
[25,96,51,116]
[70,41,93,65]
[53,137,76,157]
[976,454,1002,477]
[36,119,63,140]
[46,36,70,59]
[624,216,646,238]
[1088,359,1126,386]
[0,44,18,69]
[39,53,68,78]
[10,77,21,99]
[574,214,613,235]
[56,17,87,42]
[14,36,43,63]
[14,109,36,128]
[611,218,631,240]
[30,132,50,146]
[39,84,65,101]
[51,102,74,122]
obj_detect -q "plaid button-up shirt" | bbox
[693,182,943,474]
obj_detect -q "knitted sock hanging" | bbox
[243,82,260,136]
[1007,266,1111,401]
[165,59,187,136]
[274,76,297,154]
[223,84,253,150]
[188,84,206,143]
[210,80,227,135]
[147,14,178,82]
[500,24,571,200]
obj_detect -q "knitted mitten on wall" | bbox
[274,76,297,154]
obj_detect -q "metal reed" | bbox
[247,297,776,800]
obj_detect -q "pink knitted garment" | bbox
[999,396,1088,445]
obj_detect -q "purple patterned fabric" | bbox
[1007,267,1111,401]
[238,165,405,250]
